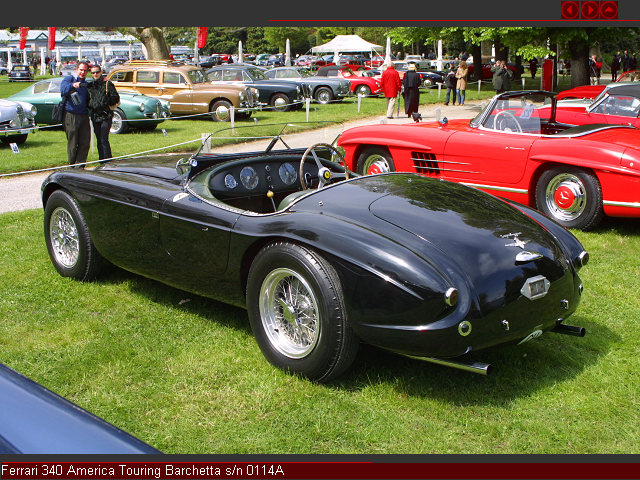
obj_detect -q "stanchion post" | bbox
[478,79,481,94]
[230,106,235,130]
[357,93,362,113]
[201,133,211,153]
[305,97,311,122]
[522,77,526,89]
[437,83,442,99]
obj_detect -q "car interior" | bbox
[187,146,348,215]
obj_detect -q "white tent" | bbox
[311,35,382,54]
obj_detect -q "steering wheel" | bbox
[299,143,349,190]
[493,110,523,133]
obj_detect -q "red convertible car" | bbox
[315,65,382,96]
[555,83,640,129]
[338,90,640,230]
[556,70,640,100]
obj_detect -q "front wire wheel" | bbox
[44,190,103,280]
[247,242,359,382]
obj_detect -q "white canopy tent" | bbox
[311,35,382,57]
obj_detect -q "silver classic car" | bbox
[0,98,37,145]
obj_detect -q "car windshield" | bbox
[187,68,209,84]
[476,92,553,133]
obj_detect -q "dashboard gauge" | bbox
[279,162,297,185]
[224,174,238,189]
[239,166,259,190]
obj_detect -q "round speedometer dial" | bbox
[240,166,259,190]
[224,174,238,189]
[278,162,297,185]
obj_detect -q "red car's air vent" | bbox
[412,152,440,176]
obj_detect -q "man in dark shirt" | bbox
[60,61,91,167]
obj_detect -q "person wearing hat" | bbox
[381,61,402,119]
[402,62,420,118]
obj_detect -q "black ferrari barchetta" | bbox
[42,123,588,382]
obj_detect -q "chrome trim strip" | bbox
[603,200,640,209]
[415,166,480,174]
[461,182,528,194]
[410,157,472,166]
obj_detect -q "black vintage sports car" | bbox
[42,123,588,382]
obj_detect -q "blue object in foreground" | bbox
[0,363,160,454]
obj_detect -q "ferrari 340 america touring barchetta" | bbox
[338,90,640,231]
[41,123,588,382]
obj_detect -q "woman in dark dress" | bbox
[402,62,421,118]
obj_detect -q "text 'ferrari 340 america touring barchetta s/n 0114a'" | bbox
[42,122,588,382]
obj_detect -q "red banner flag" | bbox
[197,27,207,49]
[19,27,29,50]
[48,27,56,50]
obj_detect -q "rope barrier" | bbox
[0,122,344,179]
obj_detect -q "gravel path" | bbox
[0,103,482,214]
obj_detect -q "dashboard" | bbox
[207,156,322,198]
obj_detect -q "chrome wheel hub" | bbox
[49,207,79,268]
[363,154,391,175]
[259,268,320,358]
[317,90,331,103]
[110,112,122,133]
[545,173,587,221]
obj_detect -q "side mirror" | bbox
[176,156,197,176]
[439,116,448,128]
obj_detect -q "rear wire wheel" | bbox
[246,242,359,382]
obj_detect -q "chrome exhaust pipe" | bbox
[407,355,492,375]
[551,323,586,337]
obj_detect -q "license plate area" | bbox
[520,275,550,300]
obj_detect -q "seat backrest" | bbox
[277,190,309,211]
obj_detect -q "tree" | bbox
[126,27,170,60]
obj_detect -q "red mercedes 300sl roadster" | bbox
[338,90,640,230]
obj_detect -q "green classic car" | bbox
[9,77,171,134]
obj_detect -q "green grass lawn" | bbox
[3,73,637,454]
[0,210,639,453]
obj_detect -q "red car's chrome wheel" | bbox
[356,147,395,176]
[535,167,603,230]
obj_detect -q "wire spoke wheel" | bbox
[259,268,320,358]
[49,207,80,268]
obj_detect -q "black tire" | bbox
[270,93,291,112]
[535,166,604,230]
[110,108,129,134]
[44,190,103,281]
[355,84,371,96]
[246,242,359,383]
[314,86,334,104]
[210,99,232,122]
[356,146,396,176]
[1,134,28,145]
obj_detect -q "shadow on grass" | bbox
[337,311,615,404]
[94,263,615,405]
